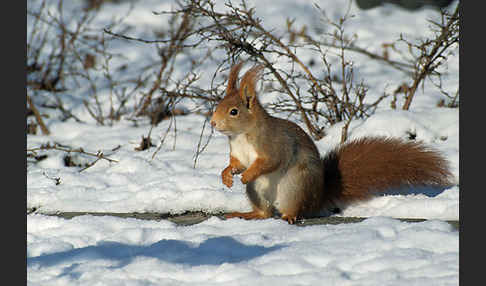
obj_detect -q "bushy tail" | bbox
[321,137,453,207]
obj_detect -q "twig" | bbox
[193,116,214,168]
[27,143,119,163]
[151,114,177,160]
[78,152,104,172]
[402,4,459,110]
[43,171,61,185]
[27,95,50,135]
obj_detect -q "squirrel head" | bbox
[210,62,265,136]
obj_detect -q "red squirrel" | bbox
[210,62,453,224]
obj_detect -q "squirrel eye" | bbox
[230,108,238,116]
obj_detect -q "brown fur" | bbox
[321,137,453,206]
[210,62,453,224]
[226,62,244,95]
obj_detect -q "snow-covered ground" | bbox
[27,0,459,285]
[28,215,458,285]
[27,107,459,219]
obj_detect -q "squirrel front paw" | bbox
[221,166,234,188]
[240,170,255,184]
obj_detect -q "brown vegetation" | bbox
[27,0,459,163]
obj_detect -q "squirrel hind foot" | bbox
[224,210,269,220]
[281,214,298,224]
[225,211,299,225]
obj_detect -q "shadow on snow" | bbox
[380,185,451,198]
[27,236,284,270]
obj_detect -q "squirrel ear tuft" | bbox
[239,64,264,109]
[226,62,245,96]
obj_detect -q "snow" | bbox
[27,107,459,219]
[27,215,458,285]
[27,0,459,285]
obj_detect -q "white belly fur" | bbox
[229,134,258,168]
[230,134,278,211]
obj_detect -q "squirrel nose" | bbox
[210,119,216,128]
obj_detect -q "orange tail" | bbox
[321,137,454,207]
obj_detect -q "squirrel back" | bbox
[210,62,453,224]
